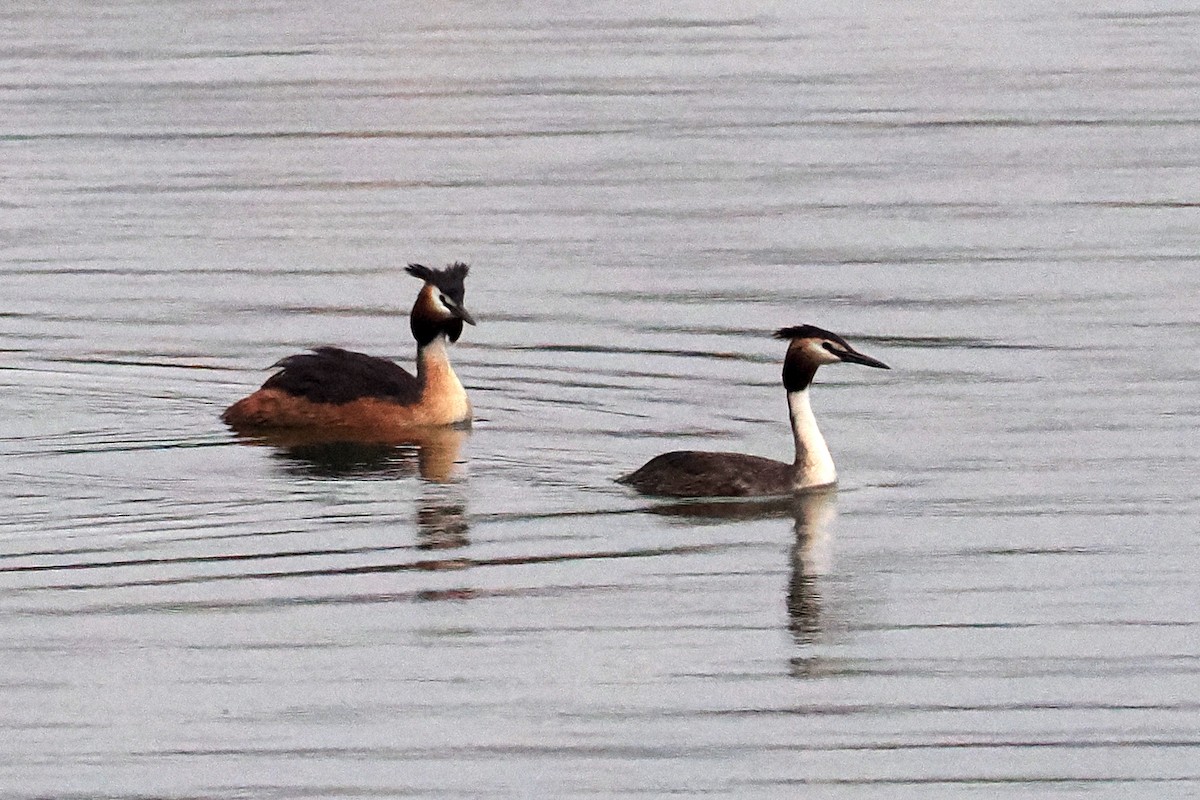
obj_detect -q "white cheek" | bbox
[431,293,453,317]
[805,341,840,365]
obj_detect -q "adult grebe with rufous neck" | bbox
[222,262,476,436]
[619,324,889,498]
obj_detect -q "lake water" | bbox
[2,2,1199,797]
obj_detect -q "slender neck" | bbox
[416,333,471,424]
[788,389,837,489]
[417,334,452,381]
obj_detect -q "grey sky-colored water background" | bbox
[2,2,1199,797]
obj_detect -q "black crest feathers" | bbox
[406,262,470,298]
[775,324,847,348]
[775,324,860,353]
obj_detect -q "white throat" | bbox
[788,389,837,490]
[417,334,451,374]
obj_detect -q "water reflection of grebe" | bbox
[243,426,468,482]
[417,491,469,551]
[412,477,472,599]
[646,489,837,665]
[620,325,888,497]
[222,262,476,434]
[786,489,837,648]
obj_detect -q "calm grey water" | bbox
[3,2,1199,797]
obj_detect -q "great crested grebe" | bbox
[619,324,889,497]
[222,262,476,435]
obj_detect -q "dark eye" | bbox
[823,341,848,358]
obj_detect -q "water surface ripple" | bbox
[2,2,1199,798]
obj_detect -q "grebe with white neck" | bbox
[618,325,889,498]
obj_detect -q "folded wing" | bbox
[263,346,422,405]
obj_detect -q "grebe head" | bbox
[406,262,476,345]
[775,324,889,392]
